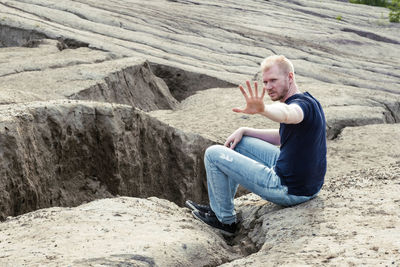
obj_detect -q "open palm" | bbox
[233,81,266,114]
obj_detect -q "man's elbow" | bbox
[285,116,302,124]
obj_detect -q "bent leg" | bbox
[205,145,239,224]
[205,144,283,224]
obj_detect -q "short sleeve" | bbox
[290,98,312,123]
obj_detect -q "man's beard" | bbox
[272,86,289,102]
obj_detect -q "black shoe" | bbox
[192,210,237,237]
[185,200,214,215]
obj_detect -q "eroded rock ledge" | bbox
[0,38,236,111]
[0,100,213,220]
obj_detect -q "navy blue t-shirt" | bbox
[275,92,326,196]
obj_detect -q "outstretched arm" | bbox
[233,81,304,124]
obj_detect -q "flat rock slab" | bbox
[0,197,240,266]
[326,123,400,179]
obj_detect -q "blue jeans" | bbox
[205,136,318,224]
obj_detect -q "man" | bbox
[186,55,326,236]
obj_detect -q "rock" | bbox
[0,101,214,220]
[0,197,241,266]
[227,162,400,266]
[1,0,399,90]
[0,0,399,266]
[0,40,179,111]
[326,123,400,179]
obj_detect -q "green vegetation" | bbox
[336,15,343,20]
[389,0,400,22]
[349,0,387,6]
[349,0,400,23]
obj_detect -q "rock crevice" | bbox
[0,101,214,220]
[0,24,48,47]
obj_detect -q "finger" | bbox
[224,140,230,147]
[260,86,266,99]
[239,85,249,99]
[224,135,234,147]
[224,137,234,148]
[230,139,239,150]
[254,81,258,97]
[246,80,253,97]
[232,107,243,113]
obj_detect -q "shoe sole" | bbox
[185,200,212,214]
[191,210,235,237]
[185,200,197,211]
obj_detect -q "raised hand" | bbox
[233,81,266,114]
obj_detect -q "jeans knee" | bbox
[205,145,224,162]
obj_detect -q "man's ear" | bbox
[287,72,294,85]
[288,72,294,83]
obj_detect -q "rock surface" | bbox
[0,0,399,266]
[0,39,180,111]
[0,197,240,266]
[1,0,399,90]
[228,162,400,266]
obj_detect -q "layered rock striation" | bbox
[0,0,399,266]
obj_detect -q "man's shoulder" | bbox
[287,93,325,125]
[291,92,315,101]
[288,92,321,108]
[286,93,311,109]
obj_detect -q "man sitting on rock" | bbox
[186,55,327,236]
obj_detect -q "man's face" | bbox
[262,64,290,102]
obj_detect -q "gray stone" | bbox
[0,0,399,266]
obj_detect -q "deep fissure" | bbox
[0,31,234,220]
